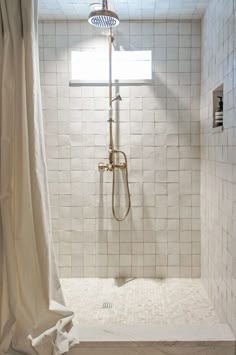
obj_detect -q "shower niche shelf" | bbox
[212,84,224,130]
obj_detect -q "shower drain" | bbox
[102,302,113,309]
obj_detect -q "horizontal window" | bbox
[71,50,152,82]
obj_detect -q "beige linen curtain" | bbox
[0,0,78,353]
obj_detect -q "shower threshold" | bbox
[60,278,236,354]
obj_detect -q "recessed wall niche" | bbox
[212,84,224,129]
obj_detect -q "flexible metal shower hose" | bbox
[112,150,131,221]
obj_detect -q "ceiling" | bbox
[38,0,210,21]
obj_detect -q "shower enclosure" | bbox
[39,0,236,352]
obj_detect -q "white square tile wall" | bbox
[201,0,236,335]
[38,0,209,21]
[39,20,201,279]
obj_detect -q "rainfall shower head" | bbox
[88,0,119,28]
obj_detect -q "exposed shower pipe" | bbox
[102,0,107,10]
[88,0,131,221]
[97,29,131,221]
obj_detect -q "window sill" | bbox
[69,80,153,86]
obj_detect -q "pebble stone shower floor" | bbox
[61,278,221,325]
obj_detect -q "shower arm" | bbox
[102,0,108,10]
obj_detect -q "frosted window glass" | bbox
[71,50,152,81]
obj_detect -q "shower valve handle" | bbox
[98,162,113,171]
[98,162,108,171]
[98,161,127,171]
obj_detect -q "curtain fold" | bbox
[0,1,79,353]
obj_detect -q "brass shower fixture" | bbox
[88,3,131,221]
[97,29,131,221]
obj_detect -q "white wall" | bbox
[39,20,201,279]
[201,0,236,335]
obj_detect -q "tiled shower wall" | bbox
[39,20,201,278]
[201,0,236,334]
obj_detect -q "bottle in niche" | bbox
[215,96,223,127]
